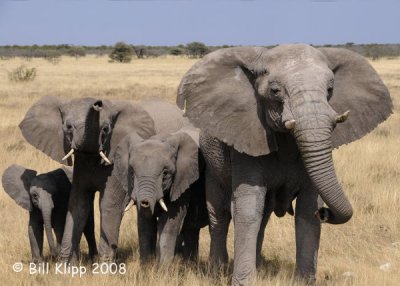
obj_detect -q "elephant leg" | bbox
[84,204,98,260]
[60,188,93,263]
[206,169,231,267]
[231,183,266,286]
[180,228,200,261]
[28,211,44,263]
[53,220,64,255]
[294,185,321,282]
[157,203,188,264]
[256,210,271,268]
[98,176,126,262]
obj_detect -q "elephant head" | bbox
[19,96,155,165]
[2,164,72,258]
[113,128,200,215]
[177,45,392,224]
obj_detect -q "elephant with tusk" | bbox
[99,104,208,264]
[177,44,392,285]
[19,96,157,263]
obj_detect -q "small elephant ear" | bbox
[109,101,156,159]
[177,47,274,156]
[167,131,200,202]
[2,164,37,211]
[19,96,71,165]
[319,48,393,148]
[113,133,144,193]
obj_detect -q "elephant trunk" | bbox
[42,207,57,258]
[135,177,163,215]
[78,101,102,153]
[295,122,353,224]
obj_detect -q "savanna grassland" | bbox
[0,55,399,286]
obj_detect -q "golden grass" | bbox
[0,55,399,285]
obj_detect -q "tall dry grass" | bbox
[0,55,398,285]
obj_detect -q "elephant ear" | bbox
[166,131,200,202]
[319,48,393,148]
[113,133,144,193]
[2,164,37,211]
[19,96,71,165]
[177,47,275,157]
[109,101,156,159]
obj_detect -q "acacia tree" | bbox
[186,42,209,58]
[109,42,133,63]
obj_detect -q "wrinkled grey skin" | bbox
[99,122,208,264]
[177,45,392,285]
[1,164,97,262]
[19,96,156,262]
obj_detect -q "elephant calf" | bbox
[100,126,208,263]
[2,164,97,262]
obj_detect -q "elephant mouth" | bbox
[62,148,112,165]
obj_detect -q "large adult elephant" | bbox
[19,96,156,262]
[177,45,392,285]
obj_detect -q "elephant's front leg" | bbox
[256,209,271,268]
[294,184,321,282]
[137,208,157,262]
[231,153,266,286]
[206,169,231,267]
[28,210,44,263]
[84,204,98,260]
[60,187,94,263]
[157,201,188,264]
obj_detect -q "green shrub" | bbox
[109,42,133,63]
[8,65,37,82]
[185,42,209,58]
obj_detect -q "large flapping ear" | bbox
[2,164,37,211]
[319,48,393,148]
[109,101,156,159]
[166,130,200,201]
[19,96,71,165]
[177,47,275,157]
[113,133,144,193]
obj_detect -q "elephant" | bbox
[177,45,392,285]
[19,96,160,262]
[1,164,97,262]
[99,120,208,264]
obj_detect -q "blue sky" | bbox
[0,0,399,46]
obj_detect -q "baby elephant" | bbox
[100,127,208,263]
[2,164,97,262]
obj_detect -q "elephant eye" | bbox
[327,79,334,100]
[64,122,73,132]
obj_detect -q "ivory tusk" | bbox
[336,110,350,123]
[159,198,168,212]
[284,120,296,130]
[62,149,74,161]
[99,151,112,165]
[124,200,135,212]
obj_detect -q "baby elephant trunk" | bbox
[41,207,57,258]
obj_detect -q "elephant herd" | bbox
[2,44,392,285]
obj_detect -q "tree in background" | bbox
[109,42,133,63]
[186,42,209,58]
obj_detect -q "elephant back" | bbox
[139,100,189,134]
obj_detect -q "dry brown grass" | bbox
[0,55,399,285]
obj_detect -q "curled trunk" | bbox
[295,127,353,224]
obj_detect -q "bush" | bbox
[109,42,133,63]
[169,47,185,56]
[186,42,209,58]
[8,65,37,82]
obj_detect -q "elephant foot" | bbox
[294,270,317,286]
